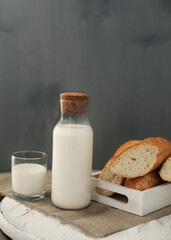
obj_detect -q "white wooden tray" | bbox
[91,171,171,216]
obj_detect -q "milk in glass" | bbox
[12,163,46,195]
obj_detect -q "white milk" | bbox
[52,124,93,209]
[12,164,46,195]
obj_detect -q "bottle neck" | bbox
[59,113,90,126]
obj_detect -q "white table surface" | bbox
[1,196,171,240]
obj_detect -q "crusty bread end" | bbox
[125,170,163,191]
[159,156,171,182]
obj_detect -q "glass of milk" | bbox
[11,151,47,201]
[52,92,93,209]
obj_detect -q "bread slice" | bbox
[97,140,140,196]
[159,156,171,182]
[110,137,171,178]
[97,170,124,196]
[125,170,163,191]
[114,140,141,156]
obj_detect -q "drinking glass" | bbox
[11,151,47,201]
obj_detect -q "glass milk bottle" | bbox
[52,92,93,209]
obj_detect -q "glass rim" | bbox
[11,150,47,160]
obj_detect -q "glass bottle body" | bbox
[52,113,93,209]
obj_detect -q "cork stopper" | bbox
[60,92,88,114]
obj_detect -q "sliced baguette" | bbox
[110,137,171,178]
[114,140,141,156]
[97,170,125,196]
[125,170,163,191]
[159,156,171,182]
[97,140,140,196]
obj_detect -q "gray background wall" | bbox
[0,0,171,171]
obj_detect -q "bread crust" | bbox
[110,137,171,178]
[97,140,140,196]
[124,170,163,191]
[159,156,171,182]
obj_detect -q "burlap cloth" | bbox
[0,171,171,238]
